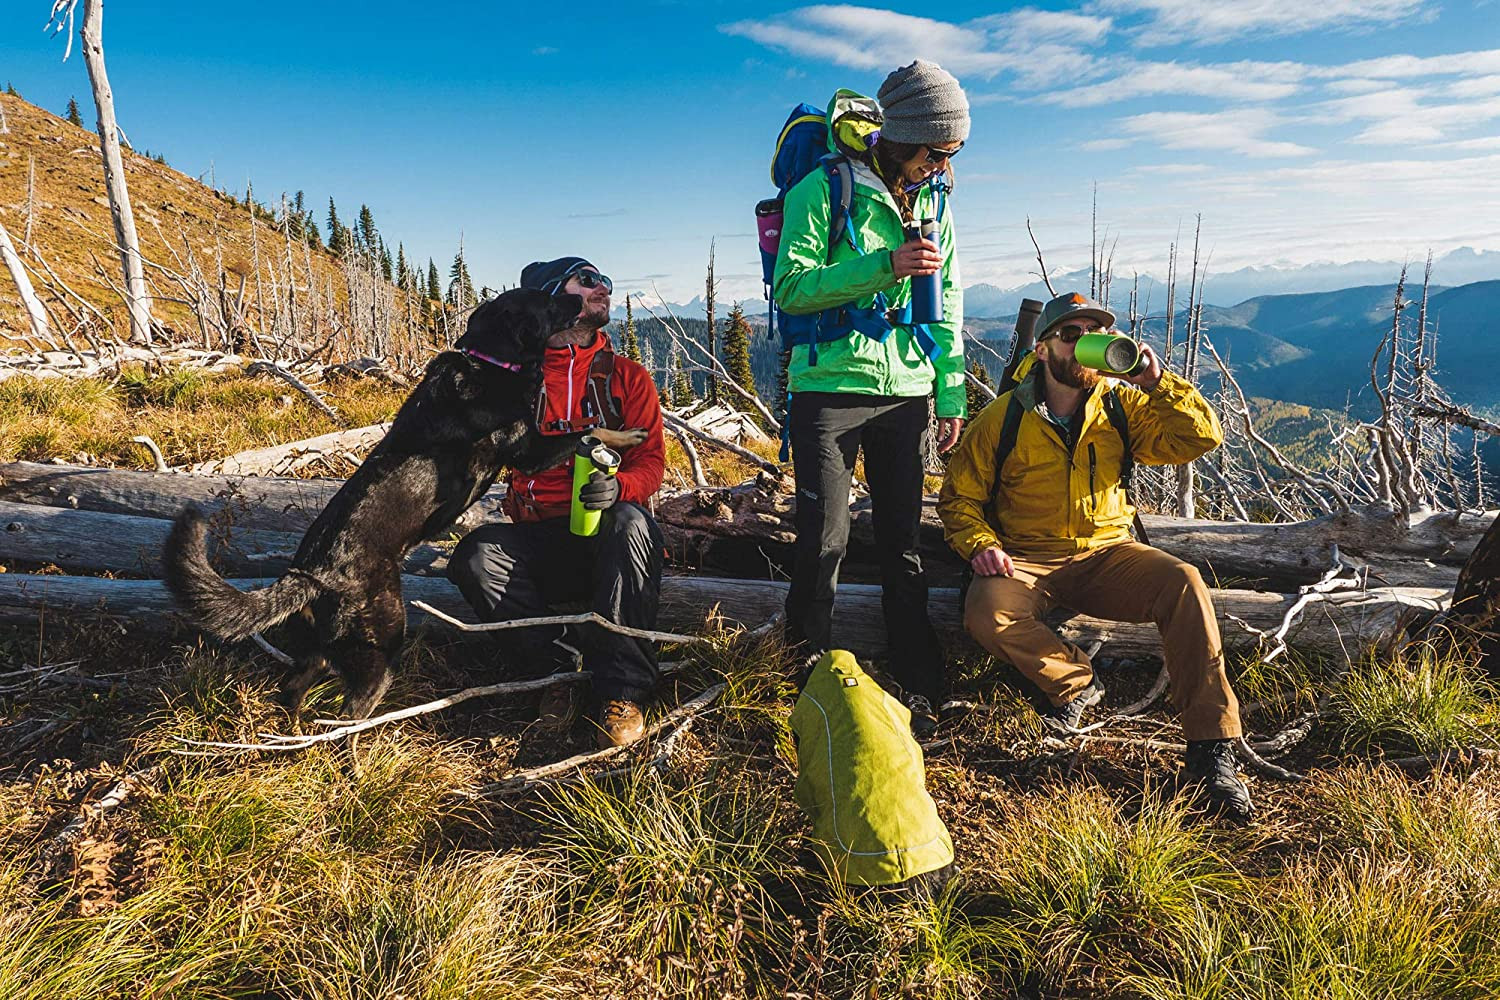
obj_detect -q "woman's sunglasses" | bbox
[924,142,964,163]
[572,270,613,293]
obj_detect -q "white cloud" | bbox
[1081,138,1131,151]
[1449,73,1500,98]
[1332,48,1500,79]
[1095,0,1430,45]
[720,5,1111,84]
[1117,109,1314,157]
[721,5,1010,77]
[1315,86,1500,145]
[1044,59,1306,106]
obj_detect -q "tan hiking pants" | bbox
[963,541,1242,741]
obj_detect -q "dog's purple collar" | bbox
[464,348,523,372]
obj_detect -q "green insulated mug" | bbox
[570,436,621,537]
[1074,332,1146,376]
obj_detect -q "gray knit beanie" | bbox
[876,59,970,146]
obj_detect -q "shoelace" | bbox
[907,695,935,716]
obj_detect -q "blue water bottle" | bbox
[906,217,943,325]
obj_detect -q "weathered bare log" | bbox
[661,477,1484,589]
[4,462,1482,591]
[0,501,450,578]
[0,218,52,345]
[190,423,389,475]
[0,571,1446,663]
[0,461,503,536]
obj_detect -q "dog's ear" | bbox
[454,289,538,361]
[548,292,584,336]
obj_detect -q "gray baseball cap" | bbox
[1037,292,1115,340]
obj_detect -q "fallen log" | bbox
[659,480,1484,589]
[190,423,389,476]
[4,462,1479,591]
[0,571,1446,662]
[0,461,503,536]
[0,501,448,578]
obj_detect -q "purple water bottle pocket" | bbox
[756,198,784,286]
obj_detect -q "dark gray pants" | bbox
[785,392,945,702]
[447,502,664,705]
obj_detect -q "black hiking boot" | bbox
[1038,680,1105,735]
[1180,739,1255,823]
[904,694,940,740]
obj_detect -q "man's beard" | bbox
[1045,353,1102,390]
[576,301,610,330]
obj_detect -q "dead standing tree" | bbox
[47,0,154,345]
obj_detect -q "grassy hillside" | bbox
[0,93,442,364]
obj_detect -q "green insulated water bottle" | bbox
[1074,332,1146,376]
[570,436,621,537]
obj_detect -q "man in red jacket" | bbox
[448,257,666,748]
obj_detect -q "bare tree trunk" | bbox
[1452,515,1500,674]
[79,0,153,344]
[0,220,53,344]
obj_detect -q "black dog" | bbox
[164,288,647,720]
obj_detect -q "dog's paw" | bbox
[599,427,649,449]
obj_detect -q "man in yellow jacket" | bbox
[938,292,1252,821]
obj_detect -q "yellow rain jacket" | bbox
[938,357,1223,561]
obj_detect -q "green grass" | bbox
[1328,642,1496,755]
[0,368,407,469]
[4,566,1500,996]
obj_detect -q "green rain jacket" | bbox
[790,650,954,886]
[772,93,967,419]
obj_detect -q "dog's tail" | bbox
[164,506,319,641]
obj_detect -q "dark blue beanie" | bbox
[519,256,594,295]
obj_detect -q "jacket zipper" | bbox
[565,345,577,423]
[1087,443,1098,521]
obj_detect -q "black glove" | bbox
[578,471,620,511]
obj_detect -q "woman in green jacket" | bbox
[774,59,969,736]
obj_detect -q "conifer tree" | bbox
[395,243,410,289]
[358,204,378,257]
[966,360,995,420]
[670,347,695,409]
[447,245,475,308]
[5,83,20,98]
[327,198,347,257]
[621,294,642,363]
[379,241,393,282]
[427,259,441,300]
[65,96,83,127]
[722,302,755,397]
[305,218,323,251]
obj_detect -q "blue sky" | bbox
[3,1,1498,305]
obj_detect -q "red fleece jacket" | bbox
[504,332,665,521]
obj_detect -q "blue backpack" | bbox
[754,91,949,369]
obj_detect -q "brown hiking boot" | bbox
[536,680,583,734]
[594,699,646,749]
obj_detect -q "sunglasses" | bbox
[572,270,613,293]
[1043,322,1099,344]
[924,141,964,163]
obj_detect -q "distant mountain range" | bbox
[618,247,1497,322]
